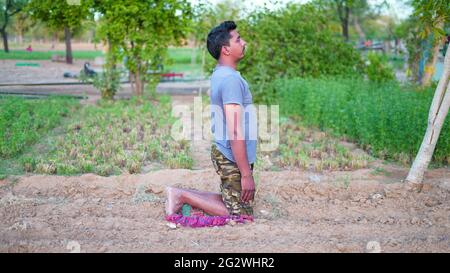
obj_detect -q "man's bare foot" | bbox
[165,186,184,215]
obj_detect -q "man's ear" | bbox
[221,45,231,56]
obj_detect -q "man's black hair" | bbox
[206,21,237,60]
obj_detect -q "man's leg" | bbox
[165,186,229,216]
[211,145,254,216]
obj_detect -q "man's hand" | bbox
[241,173,255,203]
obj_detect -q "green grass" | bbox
[272,77,449,166]
[0,50,104,60]
[6,95,193,176]
[0,96,80,158]
[164,63,203,77]
[0,48,200,62]
[164,48,203,76]
[167,47,201,64]
[0,96,80,177]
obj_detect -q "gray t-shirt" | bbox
[210,65,257,164]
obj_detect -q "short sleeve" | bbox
[220,75,244,106]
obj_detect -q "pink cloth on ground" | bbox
[165,213,253,228]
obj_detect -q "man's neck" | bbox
[218,58,237,70]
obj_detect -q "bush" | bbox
[94,69,122,100]
[366,52,395,83]
[80,68,122,100]
[274,77,449,165]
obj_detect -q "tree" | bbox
[406,0,450,191]
[399,17,423,82]
[392,16,413,55]
[334,0,352,41]
[330,0,373,42]
[27,0,93,64]
[0,0,28,52]
[320,0,388,42]
[95,0,192,97]
[412,0,449,87]
[12,9,32,45]
[237,3,364,103]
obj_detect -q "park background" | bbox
[0,0,449,252]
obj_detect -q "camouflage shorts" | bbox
[211,144,254,216]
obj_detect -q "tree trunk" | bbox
[421,39,443,86]
[15,17,24,46]
[335,1,350,42]
[384,40,390,54]
[342,21,349,42]
[342,6,350,42]
[15,20,24,46]
[395,38,400,55]
[51,32,57,50]
[64,26,73,64]
[129,72,135,94]
[408,43,421,83]
[353,15,366,44]
[406,45,450,191]
[1,30,9,53]
[134,70,143,96]
[18,30,23,45]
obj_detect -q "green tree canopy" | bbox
[27,0,92,32]
[94,0,192,97]
[412,0,449,40]
[1,0,29,52]
[26,0,93,63]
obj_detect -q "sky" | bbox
[188,0,413,20]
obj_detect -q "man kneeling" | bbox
[165,21,257,225]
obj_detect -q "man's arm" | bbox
[224,104,255,203]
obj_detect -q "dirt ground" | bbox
[0,65,449,253]
[0,165,449,253]
[0,59,98,84]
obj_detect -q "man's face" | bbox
[224,30,246,61]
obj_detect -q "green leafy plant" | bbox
[365,52,395,83]
[80,68,122,100]
[274,77,449,165]
[0,96,79,158]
